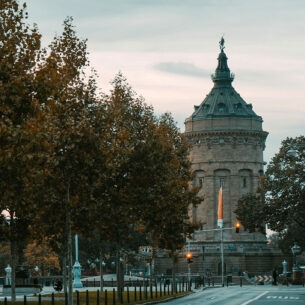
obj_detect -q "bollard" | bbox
[127,286,130,303]
[38,294,42,305]
[145,283,147,299]
[105,289,108,305]
[120,287,123,304]
[96,290,100,305]
[51,293,54,305]
[23,295,27,305]
[75,291,80,305]
[86,290,89,305]
[159,281,162,297]
[287,276,288,287]
[240,277,243,287]
[112,288,116,305]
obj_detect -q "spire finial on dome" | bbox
[211,36,234,84]
[219,36,225,52]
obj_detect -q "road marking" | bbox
[267,296,300,299]
[241,291,269,305]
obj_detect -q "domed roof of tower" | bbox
[186,38,261,121]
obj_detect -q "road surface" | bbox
[162,285,305,305]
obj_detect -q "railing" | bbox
[1,282,190,305]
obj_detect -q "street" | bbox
[160,285,305,305]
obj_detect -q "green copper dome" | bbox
[186,38,261,122]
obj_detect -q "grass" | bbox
[7,289,191,305]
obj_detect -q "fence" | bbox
[0,275,248,305]
[1,280,190,305]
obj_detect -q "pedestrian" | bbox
[54,278,63,292]
[272,269,277,285]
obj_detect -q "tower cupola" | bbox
[211,37,234,86]
[185,37,263,132]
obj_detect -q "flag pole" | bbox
[217,187,224,287]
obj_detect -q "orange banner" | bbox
[217,187,223,227]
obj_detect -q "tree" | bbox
[0,0,42,300]
[136,113,201,291]
[263,136,305,250]
[234,191,266,234]
[12,18,102,304]
[90,73,201,297]
[23,239,60,275]
[89,73,156,298]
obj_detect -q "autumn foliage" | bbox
[0,1,200,300]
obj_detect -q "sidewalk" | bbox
[0,285,104,301]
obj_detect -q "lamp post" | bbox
[73,234,83,288]
[186,251,193,290]
[291,242,301,283]
[217,187,225,287]
[93,257,106,292]
[291,242,301,269]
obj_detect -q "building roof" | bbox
[186,39,262,122]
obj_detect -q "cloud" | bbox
[153,62,209,78]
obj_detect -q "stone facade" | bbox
[154,241,287,278]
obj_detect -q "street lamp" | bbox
[291,242,302,283]
[186,252,193,290]
[92,257,106,292]
[291,242,301,269]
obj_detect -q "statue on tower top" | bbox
[219,36,225,52]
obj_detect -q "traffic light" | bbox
[235,221,241,233]
[186,252,193,263]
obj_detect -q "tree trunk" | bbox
[172,254,177,293]
[99,249,104,292]
[10,238,17,301]
[63,254,67,295]
[9,210,17,302]
[116,249,124,301]
[66,183,73,305]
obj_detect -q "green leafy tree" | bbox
[263,136,305,250]
[234,191,266,234]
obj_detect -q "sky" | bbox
[26,0,305,164]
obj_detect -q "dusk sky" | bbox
[27,0,305,164]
